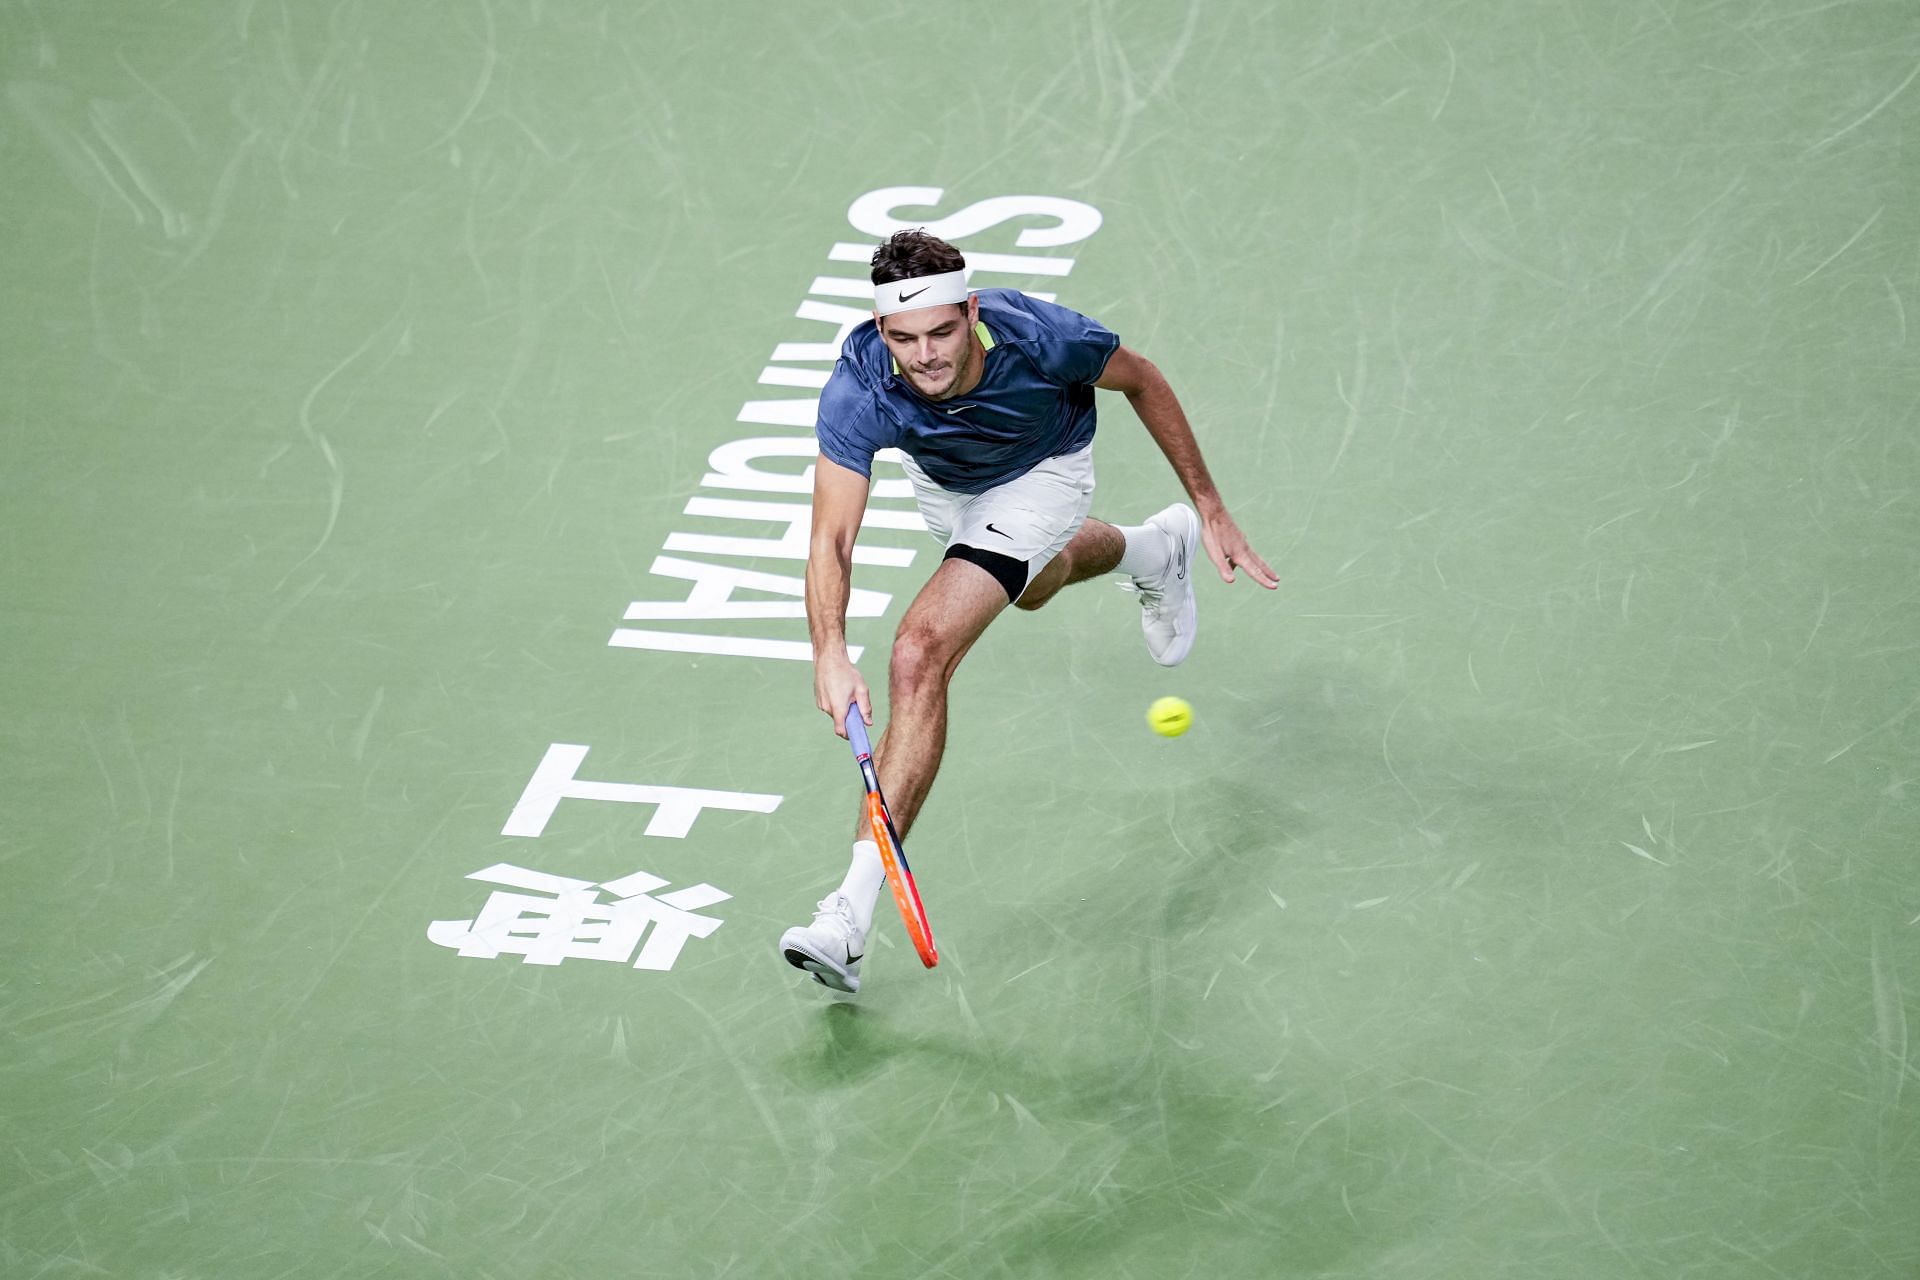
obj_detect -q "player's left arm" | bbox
[1096,345,1279,588]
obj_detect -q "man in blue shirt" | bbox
[781,229,1277,993]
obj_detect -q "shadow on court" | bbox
[781,998,1400,1279]
[769,720,1445,1277]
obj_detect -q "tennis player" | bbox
[781,230,1277,992]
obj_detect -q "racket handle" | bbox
[845,699,873,757]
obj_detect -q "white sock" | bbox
[836,839,886,934]
[1114,522,1172,578]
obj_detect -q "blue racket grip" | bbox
[845,700,873,758]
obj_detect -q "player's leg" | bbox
[781,461,1031,994]
[1017,507,1200,667]
[1015,494,1199,667]
[779,557,1008,994]
[865,553,1010,840]
[1014,518,1123,610]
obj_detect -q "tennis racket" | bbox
[845,701,938,968]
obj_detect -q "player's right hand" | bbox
[1200,508,1280,590]
[814,652,871,739]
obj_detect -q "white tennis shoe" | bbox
[1123,502,1201,666]
[780,893,865,993]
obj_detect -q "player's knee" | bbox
[888,625,945,697]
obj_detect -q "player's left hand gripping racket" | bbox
[846,701,938,968]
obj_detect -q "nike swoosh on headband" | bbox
[875,270,968,316]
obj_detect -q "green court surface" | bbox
[4,2,1917,1276]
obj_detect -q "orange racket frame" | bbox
[847,703,938,968]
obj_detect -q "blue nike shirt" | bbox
[814,288,1121,495]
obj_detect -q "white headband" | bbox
[873,270,970,317]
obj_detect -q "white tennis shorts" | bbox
[900,446,1096,592]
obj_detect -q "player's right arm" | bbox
[806,452,873,738]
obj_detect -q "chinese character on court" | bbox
[428,863,730,972]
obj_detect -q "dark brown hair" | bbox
[869,229,965,285]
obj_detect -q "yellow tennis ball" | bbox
[1147,696,1193,737]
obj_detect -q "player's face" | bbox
[877,299,979,401]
